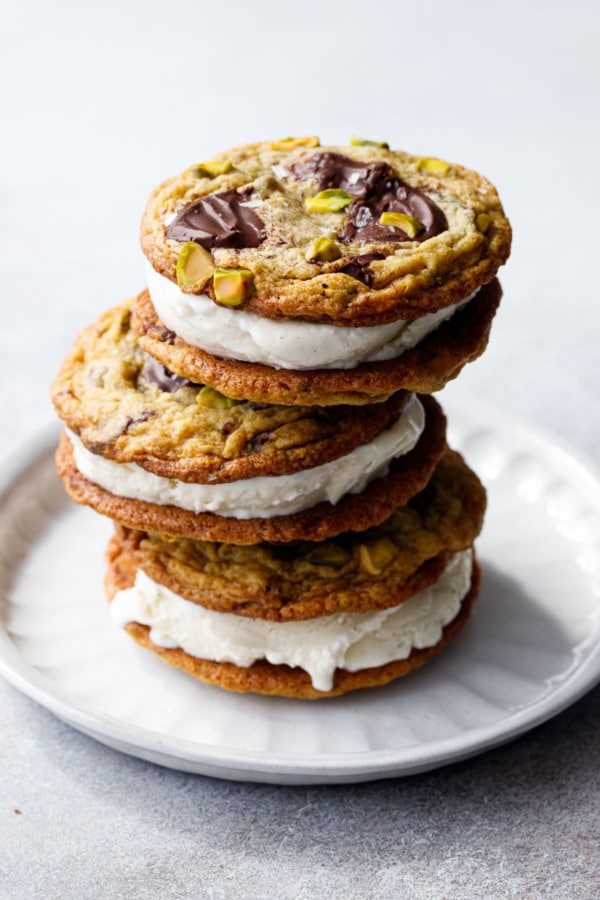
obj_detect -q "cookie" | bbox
[140,137,511,327]
[54,394,447,544]
[51,300,413,481]
[106,534,481,699]
[132,278,501,406]
[109,449,485,621]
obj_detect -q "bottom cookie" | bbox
[105,545,481,700]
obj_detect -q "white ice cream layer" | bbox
[69,396,424,519]
[147,265,474,371]
[110,551,473,692]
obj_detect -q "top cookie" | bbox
[141,137,511,326]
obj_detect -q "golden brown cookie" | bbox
[105,544,481,700]
[51,299,413,481]
[132,279,501,406]
[108,449,485,621]
[55,394,447,545]
[140,138,511,326]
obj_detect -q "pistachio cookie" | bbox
[141,137,511,328]
[108,449,486,622]
[105,448,485,698]
[132,278,501,406]
[50,134,509,701]
[51,300,415,482]
[106,552,481,699]
[55,393,447,544]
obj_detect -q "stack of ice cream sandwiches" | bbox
[52,136,511,698]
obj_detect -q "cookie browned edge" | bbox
[105,548,481,699]
[132,279,501,407]
[110,525,454,621]
[55,394,447,545]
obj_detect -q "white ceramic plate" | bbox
[1,395,599,784]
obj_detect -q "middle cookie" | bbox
[52,300,447,544]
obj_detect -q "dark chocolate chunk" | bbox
[339,253,385,286]
[121,410,156,435]
[293,152,447,244]
[147,324,177,345]
[166,190,265,250]
[141,355,196,393]
[293,153,388,198]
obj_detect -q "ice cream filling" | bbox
[146,265,475,370]
[68,395,425,519]
[110,550,473,692]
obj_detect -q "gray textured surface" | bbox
[1,1,599,897]
[2,682,599,899]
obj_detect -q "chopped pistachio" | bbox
[417,156,450,175]
[176,242,214,290]
[305,189,353,214]
[351,135,390,149]
[358,538,398,575]
[186,159,233,178]
[379,211,424,238]
[270,136,320,151]
[213,267,253,307]
[196,386,238,409]
[475,212,492,233]
[307,236,342,262]
[305,543,351,567]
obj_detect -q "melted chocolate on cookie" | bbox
[141,355,195,393]
[293,152,447,243]
[338,252,385,286]
[166,190,265,249]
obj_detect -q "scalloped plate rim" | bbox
[0,399,599,784]
[1,623,600,783]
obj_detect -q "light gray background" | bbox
[1,1,599,897]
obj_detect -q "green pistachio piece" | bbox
[213,268,253,307]
[305,189,353,214]
[417,156,450,175]
[306,236,342,262]
[305,543,351,567]
[176,242,214,290]
[270,136,320,150]
[476,212,492,233]
[351,135,390,149]
[358,538,398,575]
[379,211,424,238]
[187,159,233,178]
[196,386,238,409]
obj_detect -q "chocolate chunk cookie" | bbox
[108,449,486,621]
[55,395,447,545]
[51,300,414,483]
[141,137,511,326]
[106,537,481,700]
